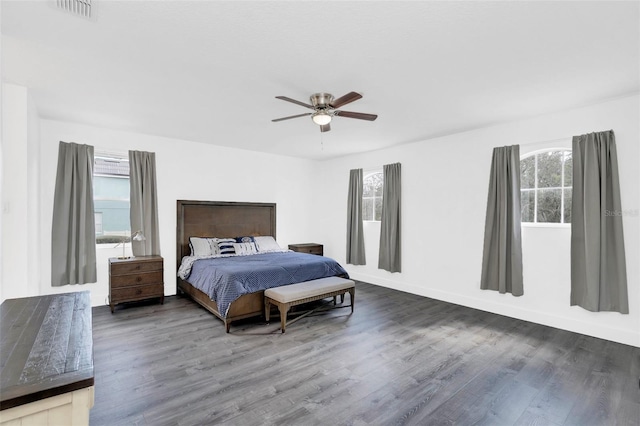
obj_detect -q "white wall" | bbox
[27,87,40,298]
[1,83,39,300]
[315,94,640,347]
[22,119,318,307]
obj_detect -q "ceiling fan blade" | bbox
[272,112,312,122]
[320,123,331,133]
[329,92,362,109]
[275,96,314,109]
[334,110,378,121]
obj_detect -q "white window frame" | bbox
[520,148,572,227]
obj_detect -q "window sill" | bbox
[521,222,570,228]
[96,244,125,250]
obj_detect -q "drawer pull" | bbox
[136,276,142,282]
[136,288,142,295]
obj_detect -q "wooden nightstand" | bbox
[109,255,164,313]
[288,243,323,256]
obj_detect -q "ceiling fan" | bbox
[272,92,377,132]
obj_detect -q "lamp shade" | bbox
[132,230,146,241]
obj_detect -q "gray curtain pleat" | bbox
[129,150,161,256]
[51,142,97,286]
[480,145,523,296]
[346,169,366,265]
[571,130,628,313]
[378,162,401,273]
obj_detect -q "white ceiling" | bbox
[2,1,639,160]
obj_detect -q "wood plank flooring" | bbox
[90,282,640,425]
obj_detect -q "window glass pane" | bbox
[372,173,384,197]
[94,156,129,176]
[563,188,572,223]
[93,176,129,200]
[563,151,572,187]
[520,156,535,189]
[521,190,535,223]
[363,180,373,197]
[374,197,383,221]
[94,200,130,228]
[537,151,562,188]
[94,155,130,244]
[363,173,383,196]
[537,189,562,223]
[363,198,373,221]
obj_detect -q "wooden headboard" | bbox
[176,200,276,272]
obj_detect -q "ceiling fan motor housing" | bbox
[310,93,334,109]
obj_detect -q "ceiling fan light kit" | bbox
[273,91,377,132]
[312,111,332,125]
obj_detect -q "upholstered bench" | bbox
[264,276,355,333]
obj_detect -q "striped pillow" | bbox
[217,238,237,255]
[233,242,258,255]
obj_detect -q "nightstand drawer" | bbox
[110,271,163,288]
[111,284,163,302]
[110,260,163,276]
[298,246,323,255]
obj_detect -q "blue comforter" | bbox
[184,252,349,317]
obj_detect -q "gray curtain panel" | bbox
[378,162,401,273]
[480,145,523,296]
[129,150,161,256]
[346,168,366,265]
[51,142,97,286]
[571,130,628,313]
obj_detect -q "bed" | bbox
[176,200,348,332]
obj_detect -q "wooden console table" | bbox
[0,291,94,425]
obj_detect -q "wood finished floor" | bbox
[90,282,640,426]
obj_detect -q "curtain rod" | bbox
[520,129,615,147]
[519,136,572,147]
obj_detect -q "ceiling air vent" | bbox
[55,0,93,19]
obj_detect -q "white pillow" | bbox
[189,237,219,256]
[254,236,282,252]
[232,242,258,255]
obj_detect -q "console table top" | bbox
[0,291,94,410]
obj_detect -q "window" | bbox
[93,153,130,244]
[363,172,383,221]
[521,149,572,224]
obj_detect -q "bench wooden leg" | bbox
[278,304,290,333]
[265,298,271,322]
[349,289,355,313]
